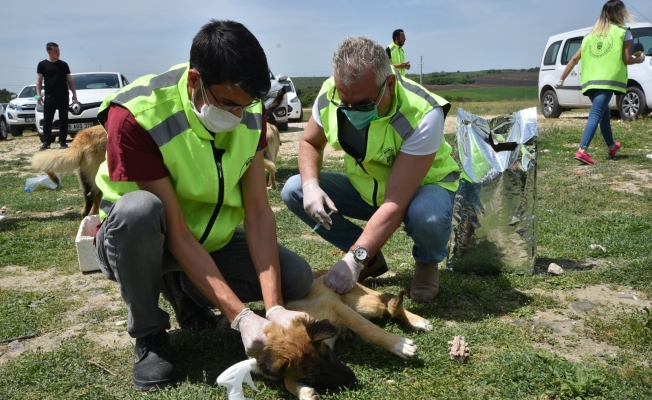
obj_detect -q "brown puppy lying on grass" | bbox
[254,270,432,399]
[30,125,107,217]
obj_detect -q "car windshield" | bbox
[18,86,36,98]
[631,27,652,56]
[280,81,294,93]
[72,73,120,90]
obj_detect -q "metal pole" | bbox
[420,56,423,85]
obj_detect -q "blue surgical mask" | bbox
[342,106,380,130]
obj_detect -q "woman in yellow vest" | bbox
[556,0,646,165]
[282,37,459,303]
[93,20,312,391]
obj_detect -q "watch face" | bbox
[353,247,368,261]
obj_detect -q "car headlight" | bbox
[8,103,16,110]
[36,104,44,112]
[290,97,299,103]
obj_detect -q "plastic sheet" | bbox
[446,107,538,275]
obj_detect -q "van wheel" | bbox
[541,90,562,118]
[619,87,648,120]
[9,125,23,137]
[277,122,289,132]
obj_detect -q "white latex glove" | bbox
[302,179,337,230]
[324,252,362,294]
[266,305,309,328]
[231,308,270,357]
[555,79,564,89]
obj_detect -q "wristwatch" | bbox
[350,245,370,264]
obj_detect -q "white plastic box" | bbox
[75,215,101,272]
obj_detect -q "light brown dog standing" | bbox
[263,122,281,189]
[31,125,107,217]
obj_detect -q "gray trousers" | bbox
[95,191,313,338]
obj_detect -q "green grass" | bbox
[1,112,651,399]
[435,86,538,102]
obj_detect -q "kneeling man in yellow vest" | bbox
[282,37,460,303]
[93,20,313,391]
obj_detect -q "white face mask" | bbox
[190,80,242,133]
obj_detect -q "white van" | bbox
[538,22,652,120]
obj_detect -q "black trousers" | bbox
[42,95,69,145]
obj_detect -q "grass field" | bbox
[293,71,538,110]
[1,105,651,399]
[432,86,538,102]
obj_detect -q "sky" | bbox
[2,0,652,93]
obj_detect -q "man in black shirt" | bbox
[36,42,78,150]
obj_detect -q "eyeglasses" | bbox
[329,77,388,112]
[203,83,260,111]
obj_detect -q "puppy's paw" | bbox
[413,319,433,331]
[391,338,417,359]
[298,385,320,400]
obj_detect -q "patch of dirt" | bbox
[278,122,344,160]
[607,169,652,196]
[502,285,651,363]
[0,266,132,364]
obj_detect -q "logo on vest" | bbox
[377,148,396,165]
[588,36,613,58]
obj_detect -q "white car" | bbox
[4,84,37,137]
[35,72,129,140]
[277,75,303,122]
[266,69,289,131]
[539,22,652,120]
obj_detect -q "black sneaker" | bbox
[133,330,176,391]
[178,308,221,331]
[39,143,50,151]
[59,143,68,149]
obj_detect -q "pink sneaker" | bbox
[608,142,621,158]
[574,151,596,165]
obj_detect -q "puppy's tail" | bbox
[31,148,83,185]
[263,158,277,173]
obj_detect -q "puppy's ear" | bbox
[306,319,338,342]
[256,350,286,377]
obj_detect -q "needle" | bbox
[312,210,333,231]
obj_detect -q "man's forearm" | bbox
[244,208,283,310]
[353,202,405,257]
[298,139,324,182]
[167,231,246,323]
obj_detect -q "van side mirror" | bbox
[11,94,17,100]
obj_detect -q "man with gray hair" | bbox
[281,37,459,302]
